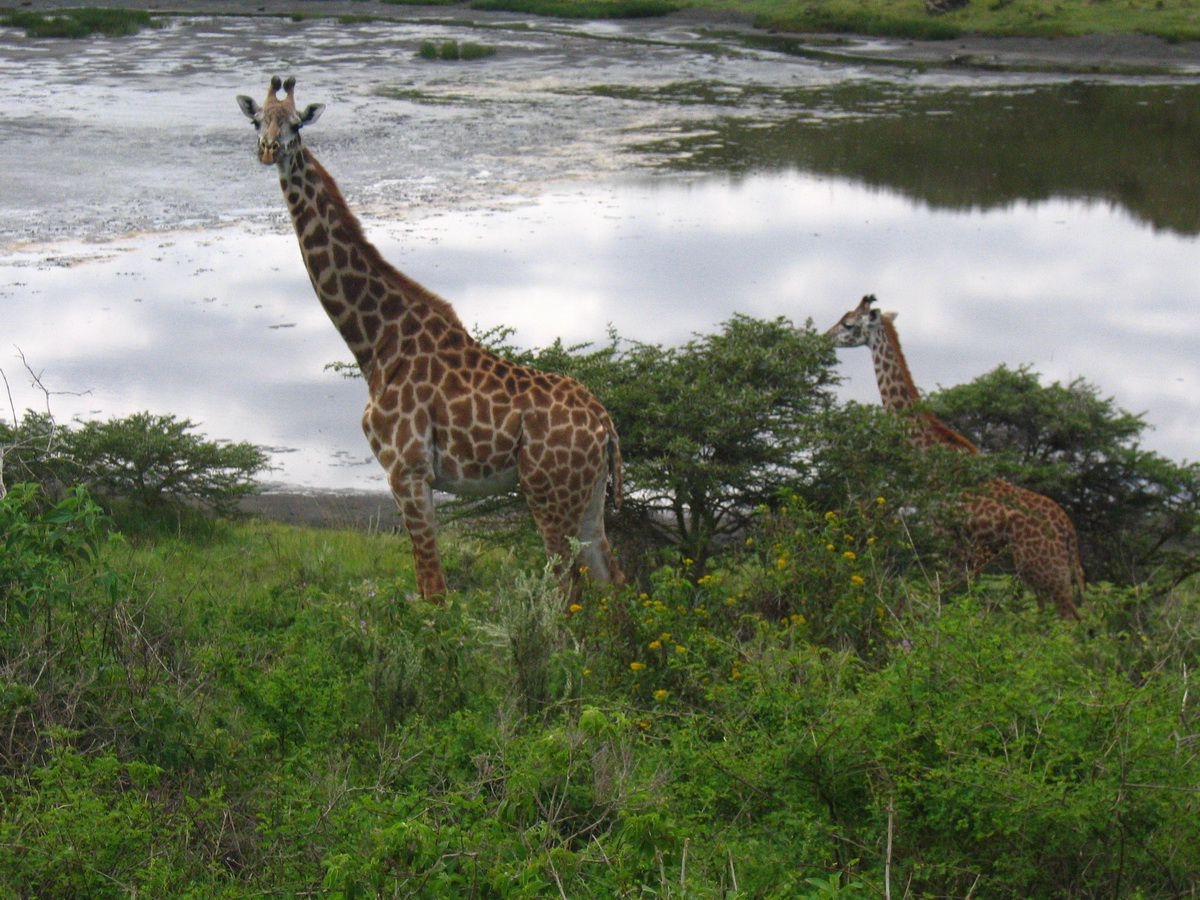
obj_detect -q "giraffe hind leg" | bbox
[1011,543,1081,621]
[578,468,623,587]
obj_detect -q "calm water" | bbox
[2,14,1198,490]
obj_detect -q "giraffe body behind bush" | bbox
[826,295,1083,620]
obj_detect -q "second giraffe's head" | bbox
[236,75,325,168]
[825,294,892,348]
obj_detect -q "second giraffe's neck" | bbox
[869,315,979,454]
[278,148,464,377]
[867,315,921,412]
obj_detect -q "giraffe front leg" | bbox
[388,469,448,602]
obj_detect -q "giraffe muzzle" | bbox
[258,139,280,164]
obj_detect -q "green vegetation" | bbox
[470,0,681,18]
[734,0,1200,40]
[442,0,1200,40]
[418,38,498,60]
[0,411,268,516]
[3,318,1198,894]
[2,474,1197,894]
[4,0,1196,44]
[0,7,154,38]
[514,317,839,572]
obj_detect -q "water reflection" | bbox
[1,13,1197,490]
[3,172,1196,491]
[635,81,1200,234]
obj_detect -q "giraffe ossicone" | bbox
[826,294,1084,620]
[237,76,623,601]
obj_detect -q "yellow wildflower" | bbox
[654,689,669,701]
[675,644,686,654]
[824,510,837,521]
[826,543,836,552]
[630,661,645,672]
[843,550,857,561]
[568,603,583,614]
[875,496,886,506]
[850,574,866,586]
[648,640,662,651]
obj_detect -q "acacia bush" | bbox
[1,410,268,515]
[515,316,839,574]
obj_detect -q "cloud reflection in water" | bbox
[2,171,1196,491]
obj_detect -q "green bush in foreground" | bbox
[1,480,1198,895]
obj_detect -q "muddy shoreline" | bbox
[18,0,1200,74]
[239,488,402,530]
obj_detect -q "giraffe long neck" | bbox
[870,316,979,454]
[867,316,920,413]
[279,148,463,377]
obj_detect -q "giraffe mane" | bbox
[879,311,980,455]
[303,150,466,330]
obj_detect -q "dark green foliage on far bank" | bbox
[0,7,155,38]
[418,38,497,60]
[469,0,682,19]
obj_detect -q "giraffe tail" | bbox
[607,428,623,511]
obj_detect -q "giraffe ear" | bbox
[236,95,261,123]
[298,103,325,127]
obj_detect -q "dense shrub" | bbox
[1,410,268,515]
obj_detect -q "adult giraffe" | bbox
[237,76,623,600]
[826,295,1084,620]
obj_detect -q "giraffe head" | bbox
[825,294,892,347]
[236,75,325,169]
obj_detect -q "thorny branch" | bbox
[0,347,86,498]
